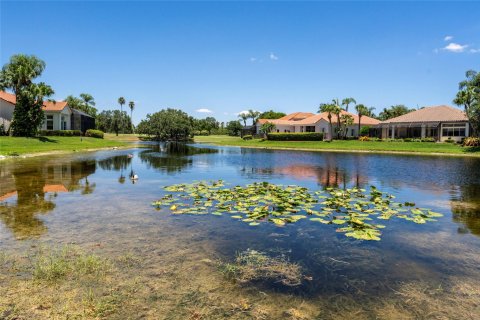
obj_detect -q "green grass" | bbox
[194,135,480,156]
[0,136,128,156]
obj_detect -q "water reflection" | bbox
[0,159,96,238]
[451,184,480,236]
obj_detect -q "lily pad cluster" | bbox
[152,180,443,241]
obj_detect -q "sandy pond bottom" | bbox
[1,144,480,319]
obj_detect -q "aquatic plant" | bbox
[152,180,443,241]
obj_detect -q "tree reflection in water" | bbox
[451,184,480,236]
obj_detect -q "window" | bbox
[442,123,466,137]
[351,129,355,136]
[46,115,54,130]
[305,126,315,132]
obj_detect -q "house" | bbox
[377,105,470,142]
[0,91,95,134]
[256,111,380,139]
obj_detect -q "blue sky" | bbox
[1,1,479,124]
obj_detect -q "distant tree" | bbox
[260,122,276,137]
[332,99,343,139]
[96,110,133,135]
[355,104,369,137]
[0,54,54,136]
[340,114,354,139]
[225,120,243,136]
[258,110,286,119]
[136,108,192,141]
[238,112,248,127]
[454,70,480,137]
[319,103,336,141]
[128,101,135,132]
[248,109,261,126]
[378,105,415,121]
[118,97,125,133]
[342,97,357,112]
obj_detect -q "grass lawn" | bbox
[0,136,129,156]
[194,135,480,156]
[104,133,143,142]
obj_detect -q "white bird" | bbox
[127,154,133,158]
[131,174,139,180]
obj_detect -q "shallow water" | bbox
[1,143,480,319]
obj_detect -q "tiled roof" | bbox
[0,91,69,111]
[380,105,468,124]
[0,91,16,104]
[278,112,315,121]
[258,111,380,126]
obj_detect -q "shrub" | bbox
[85,129,104,139]
[359,136,370,141]
[421,137,436,143]
[445,138,455,143]
[39,130,82,137]
[360,126,370,136]
[267,132,324,141]
[463,137,480,147]
[404,138,412,142]
[242,135,253,140]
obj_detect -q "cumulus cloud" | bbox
[196,108,213,113]
[236,110,250,116]
[443,42,468,53]
[269,53,278,60]
[444,35,453,41]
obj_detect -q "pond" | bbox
[1,143,480,319]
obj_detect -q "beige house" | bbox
[378,105,470,142]
[257,111,380,139]
[0,91,72,132]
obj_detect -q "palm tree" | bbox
[319,103,336,141]
[260,122,276,138]
[342,97,357,112]
[238,112,248,127]
[332,99,343,139]
[128,101,135,133]
[355,104,369,137]
[79,93,96,116]
[248,109,261,126]
[118,97,125,133]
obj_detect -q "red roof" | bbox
[380,105,468,124]
[0,91,16,104]
[258,111,380,126]
[0,91,68,111]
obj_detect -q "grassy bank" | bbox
[194,135,480,156]
[0,136,128,156]
[104,133,143,142]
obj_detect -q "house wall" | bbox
[378,122,469,141]
[41,108,72,130]
[0,99,15,132]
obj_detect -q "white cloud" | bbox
[443,42,468,53]
[444,35,453,41]
[196,108,213,113]
[269,53,278,60]
[236,110,250,116]
[470,48,480,53]
[250,57,257,62]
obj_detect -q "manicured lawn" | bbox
[0,136,129,156]
[194,135,480,156]
[104,133,144,142]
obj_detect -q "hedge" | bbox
[85,129,104,139]
[39,130,82,136]
[267,132,324,141]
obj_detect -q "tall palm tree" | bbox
[248,109,261,126]
[128,101,135,133]
[118,97,125,133]
[342,97,357,112]
[238,112,248,127]
[319,103,336,141]
[355,104,369,137]
[79,93,96,116]
[332,98,343,139]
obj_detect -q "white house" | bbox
[0,91,73,133]
[257,111,380,139]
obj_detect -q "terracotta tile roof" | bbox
[259,110,380,126]
[380,105,468,124]
[278,112,315,121]
[0,91,16,104]
[0,91,68,111]
[43,100,68,112]
[0,191,18,201]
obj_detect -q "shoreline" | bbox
[0,145,136,161]
[194,141,480,158]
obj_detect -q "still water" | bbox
[1,143,479,319]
